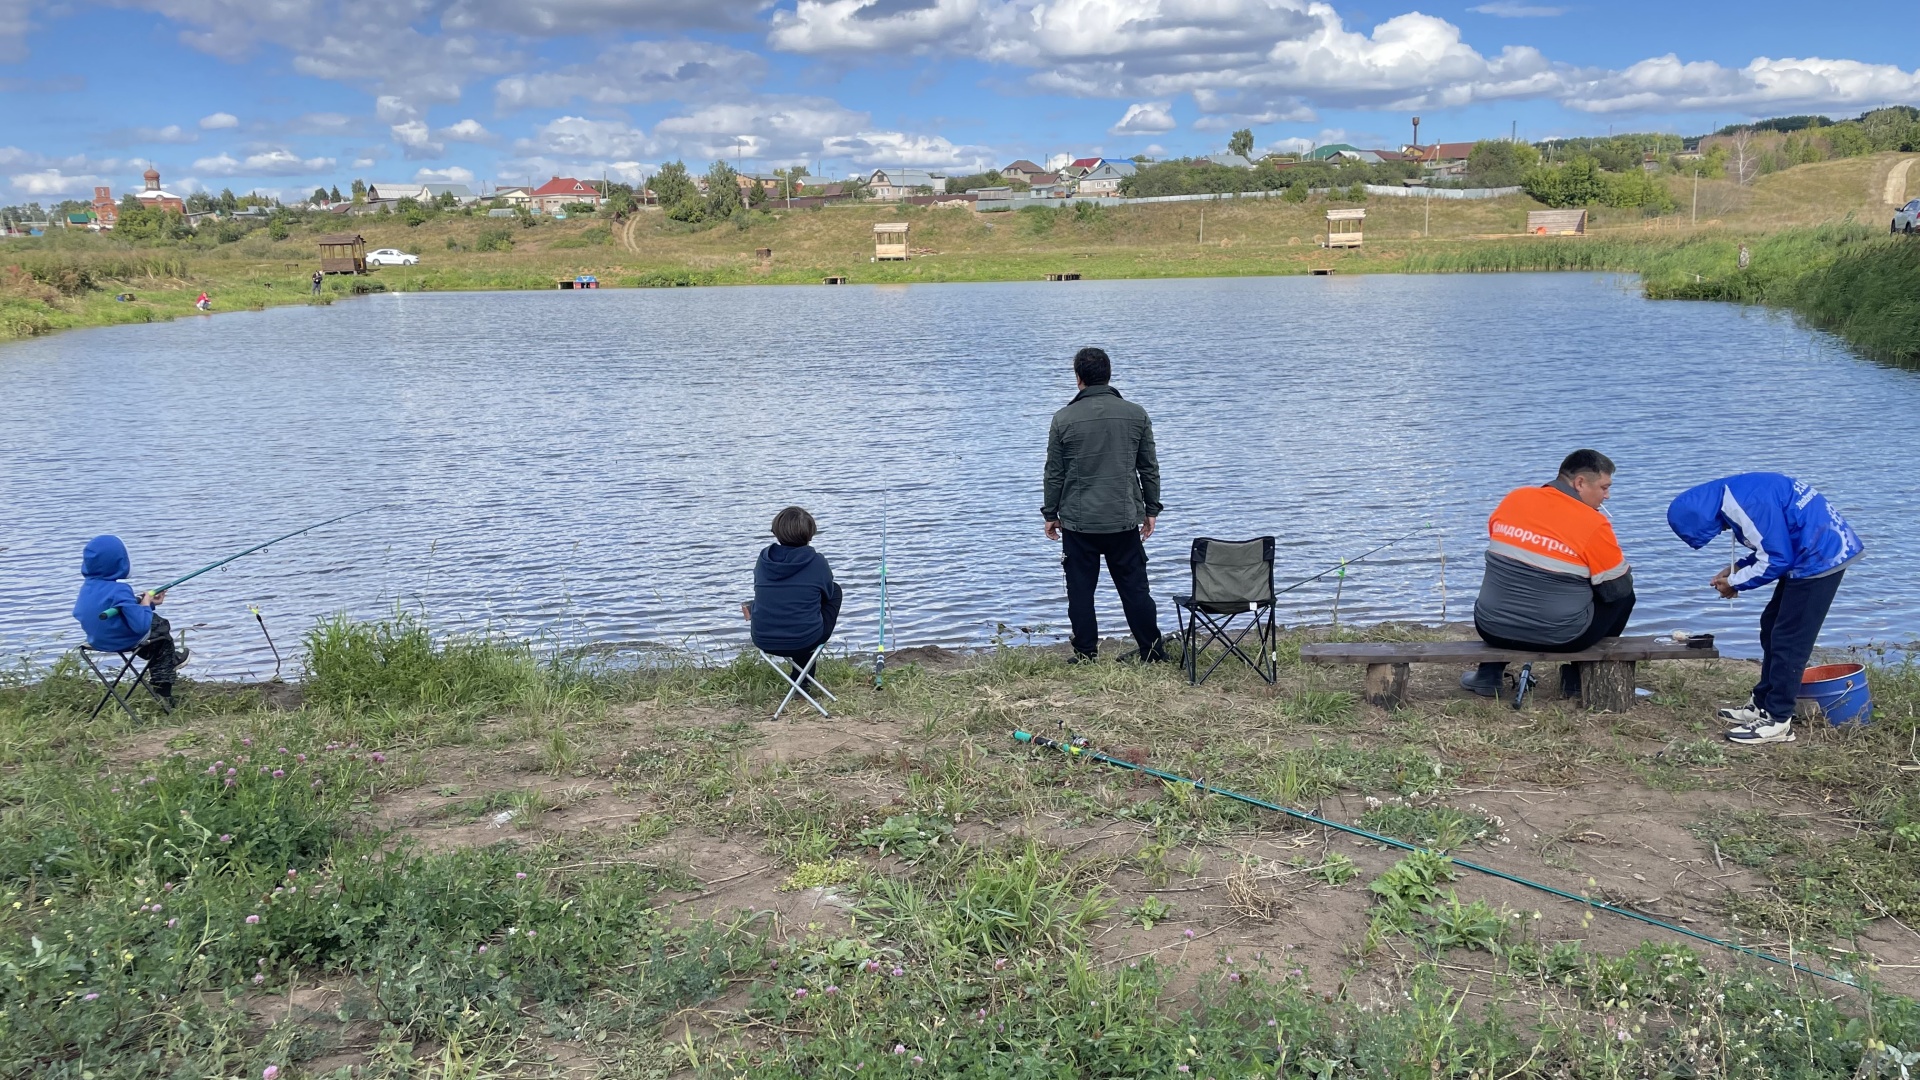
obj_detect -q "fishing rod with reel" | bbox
[99,507,381,619]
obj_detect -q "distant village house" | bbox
[1073,160,1136,196]
[865,168,944,200]
[530,176,604,213]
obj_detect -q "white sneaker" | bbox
[1725,712,1795,745]
[1717,698,1762,724]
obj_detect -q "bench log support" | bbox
[1576,660,1636,713]
[1300,636,1714,713]
[1364,663,1410,710]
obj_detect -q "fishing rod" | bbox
[102,507,381,619]
[1013,728,1854,987]
[1273,524,1430,600]
[875,491,890,691]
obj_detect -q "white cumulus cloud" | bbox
[191,149,336,176]
[198,112,240,130]
[1468,2,1565,16]
[443,0,769,34]
[1109,101,1176,135]
[391,120,444,159]
[122,124,199,144]
[440,119,495,143]
[494,40,767,110]
[8,169,108,197]
[1566,54,1920,114]
[414,165,476,184]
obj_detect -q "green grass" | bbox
[5,613,1920,1076]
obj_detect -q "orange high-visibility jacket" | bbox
[1485,485,1630,586]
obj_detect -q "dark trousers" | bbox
[136,616,181,688]
[766,590,842,671]
[1753,571,1844,721]
[1062,528,1163,659]
[1477,593,1636,654]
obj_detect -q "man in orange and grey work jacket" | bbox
[1462,449,1635,699]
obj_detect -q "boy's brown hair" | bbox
[771,506,817,547]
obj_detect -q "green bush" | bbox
[474,227,515,252]
[301,612,544,712]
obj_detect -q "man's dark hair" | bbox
[1558,449,1615,479]
[1073,347,1111,386]
[771,506,817,547]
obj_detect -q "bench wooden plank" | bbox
[1299,636,1717,665]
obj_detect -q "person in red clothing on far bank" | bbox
[1462,449,1635,699]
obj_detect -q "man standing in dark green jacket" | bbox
[1042,347,1166,663]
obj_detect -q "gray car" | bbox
[1894,199,1920,234]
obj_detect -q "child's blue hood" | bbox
[82,535,131,580]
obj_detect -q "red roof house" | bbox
[1065,157,1104,177]
[529,176,603,212]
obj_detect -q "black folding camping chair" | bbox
[77,641,175,722]
[1172,536,1278,686]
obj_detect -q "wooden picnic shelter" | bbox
[317,233,367,274]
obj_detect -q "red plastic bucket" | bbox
[1797,663,1872,727]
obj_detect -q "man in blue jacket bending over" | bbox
[72,534,190,702]
[1668,474,1863,746]
[750,506,843,682]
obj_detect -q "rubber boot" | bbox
[1559,663,1582,699]
[1460,661,1507,698]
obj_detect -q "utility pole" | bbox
[1511,120,1516,143]
[1692,168,1699,226]
[1198,206,1204,245]
[1424,184,1431,237]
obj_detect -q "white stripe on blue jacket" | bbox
[1667,472,1863,591]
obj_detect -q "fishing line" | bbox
[101,507,383,619]
[1012,728,1855,987]
[1273,525,1431,601]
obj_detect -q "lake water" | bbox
[4,274,1918,680]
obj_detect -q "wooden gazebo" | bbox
[1324,208,1365,249]
[317,233,367,274]
[873,222,910,261]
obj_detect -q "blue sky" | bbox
[2,0,1916,204]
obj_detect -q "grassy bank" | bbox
[3,153,1917,364]
[4,613,1919,1077]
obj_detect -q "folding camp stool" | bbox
[1172,536,1279,686]
[741,602,836,719]
[77,641,175,722]
[759,642,838,719]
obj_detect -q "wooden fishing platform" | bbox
[822,275,847,285]
[1300,635,1719,712]
[1044,272,1082,281]
[1310,268,1337,276]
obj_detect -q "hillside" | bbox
[2,153,1915,346]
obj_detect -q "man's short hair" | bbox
[1073,347,1111,386]
[771,506,816,547]
[1558,449,1615,479]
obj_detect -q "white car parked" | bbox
[1894,199,1920,234]
[366,248,419,267]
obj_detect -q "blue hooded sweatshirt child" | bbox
[73,535,155,651]
[751,543,842,654]
[1666,473,1864,591]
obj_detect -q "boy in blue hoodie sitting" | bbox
[749,507,843,680]
[72,534,190,701]
[1667,473,1863,746]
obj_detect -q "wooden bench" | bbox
[1299,636,1719,712]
